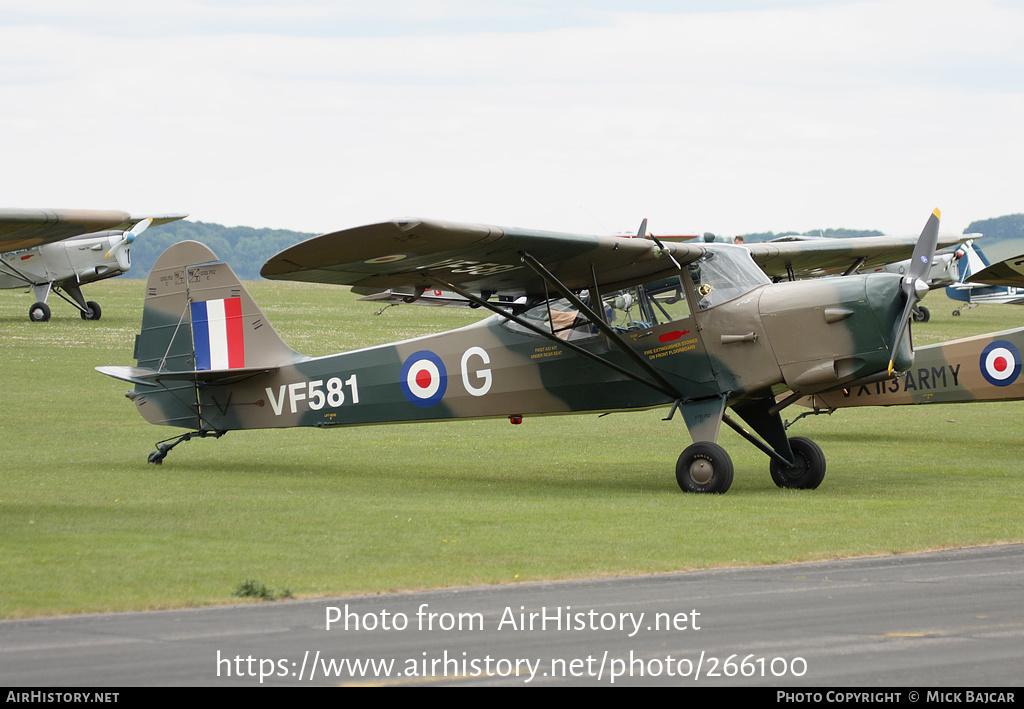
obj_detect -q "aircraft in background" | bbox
[945,240,1024,315]
[796,248,1024,417]
[859,247,967,322]
[745,233,973,323]
[100,210,958,495]
[0,208,187,322]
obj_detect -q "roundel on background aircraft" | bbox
[401,351,447,407]
[980,340,1021,387]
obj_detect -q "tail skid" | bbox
[148,430,226,465]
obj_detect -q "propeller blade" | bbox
[129,216,153,238]
[105,217,152,259]
[906,208,941,283]
[888,208,941,375]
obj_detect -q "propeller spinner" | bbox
[105,217,152,260]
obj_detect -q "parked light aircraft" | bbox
[747,233,972,324]
[946,240,1024,315]
[99,210,965,494]
[0,208,186,321]
[796,248,1024,415]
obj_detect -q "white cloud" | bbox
[0,0,1021,236]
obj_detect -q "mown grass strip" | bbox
[1,281,1020,618]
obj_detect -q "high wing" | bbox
[967,252,1024,287]
[0,208,187,252]
[746,233,971,280]
[260,217,707,297]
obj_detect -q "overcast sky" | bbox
[1,0,1021,238]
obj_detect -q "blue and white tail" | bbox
[946,240,989,303]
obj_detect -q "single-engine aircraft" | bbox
[797,248,1024,414]
[99,209,963,494]
[0,208,187,321]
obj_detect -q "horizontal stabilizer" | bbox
[96,364,279,386]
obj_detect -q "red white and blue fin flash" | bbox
[191,297,245,371]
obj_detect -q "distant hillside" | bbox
[965,214,1024,242]
[128,213,1024,281]
[129,220,316,281]
[962,214,1024,263]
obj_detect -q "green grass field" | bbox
[1,280,1021,618]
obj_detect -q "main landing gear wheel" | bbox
[676,442,734,494]
[769,436,826,489]
[29,302,51,322]
[80,301,102,321]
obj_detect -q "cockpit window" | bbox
[688,245,770,310]
[642,277,691,323]
[501,252,770,341]
[501,276,695,341]
[504,297,598,341]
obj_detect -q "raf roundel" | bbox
[400,351,448,407]
[980,340,1022,387]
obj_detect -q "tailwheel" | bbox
[676,442,734,494]
[769,436,826,489]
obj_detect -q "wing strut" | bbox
[842,257,867,277]
[518,251,687,400]
[422,275,680,401]
[50,284,91,315]
[0,253,95,316]
[0,254,35,286]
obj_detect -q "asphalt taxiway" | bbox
[1,544,1021,686]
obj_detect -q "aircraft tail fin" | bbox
[957,240,990,282]
[134,240,301,373]
[946,240,989,302]
[99,240,304,429]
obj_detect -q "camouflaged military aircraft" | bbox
[99,209,965,494]
[0,208,186,321]
[798,247,1024,415]
[795,327,1024,414]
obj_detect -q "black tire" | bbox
[770,436,826,489]
[29,302,51,322]
[676,442,734,494]
[912,306,930,323]
[81,301,102,321]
